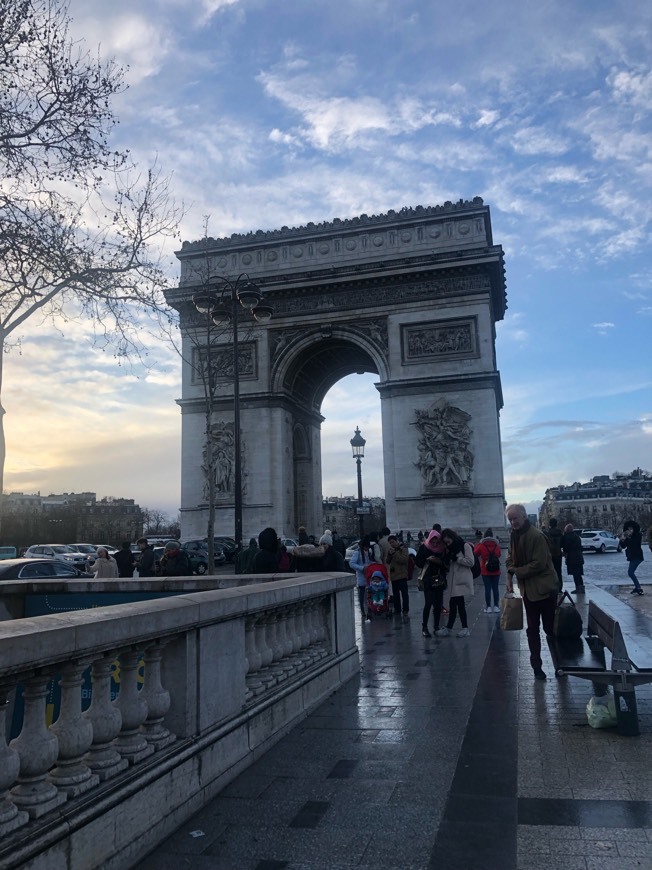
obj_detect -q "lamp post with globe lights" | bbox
[192,274,272,570]
[350,426,366,539]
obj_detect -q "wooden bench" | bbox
[548,598,652,735]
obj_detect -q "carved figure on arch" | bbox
[202,422,237,500]
[412,400,474,490]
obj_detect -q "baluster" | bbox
[112,650,154,764]
[48,660,99,796]
[142,643,176,750]
[10,675,66,818]
[244,618,264,698]
[257,616,278,689]
[256,616,274,668]
[0,685,29,834]
[84,654,128,781]
[276,610,297,677]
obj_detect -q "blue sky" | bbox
[5,0,651,519]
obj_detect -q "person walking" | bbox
[505,504,560,680]
[439,529,475,637]
[475,528,502,613]
[349,536,373,622]
[387,534,410,617]
[414,529,448,637]
[92,546,118,579]
[620,519,644,595]
[561,524,585,593]
[114,541,135,578]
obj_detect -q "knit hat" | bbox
[563,523,574,533]
[319,533,333,547]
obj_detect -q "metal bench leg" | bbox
[614,684,639,736]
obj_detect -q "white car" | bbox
[24,544,88,569]
[579,530,619,553]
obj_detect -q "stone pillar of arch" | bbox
[169,198,507,542]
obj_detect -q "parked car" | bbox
[213,537,237,562]
[579,530,620,553]
[0,558,93,581]
[181,540,225,570]
[24,544,88,569]
[68,543,99,556]
[92,544,118,555]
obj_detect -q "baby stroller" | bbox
[364,563,391,619]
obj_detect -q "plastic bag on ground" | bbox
[586,694,617,729]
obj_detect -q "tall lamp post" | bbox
[350,426,366,538]
[192,274,272,567]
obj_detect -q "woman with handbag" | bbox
[439,529,475,637]
[414,529,448,637]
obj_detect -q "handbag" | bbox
[500,593,524,631]
[553,590,583,639]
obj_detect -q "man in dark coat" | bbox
[561,524,584,593]
[114,542,135,578]
[159,541,192,576]
[544,517,564,590]
[136,537,156,577]
[236,538,258,574]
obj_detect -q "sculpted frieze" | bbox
[403,318,477,363]
[271,274,490,318]
[412,400,474,492]
[192,341,256,384]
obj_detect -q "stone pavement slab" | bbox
[136,580,652,870]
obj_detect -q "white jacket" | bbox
[447,542,475,598]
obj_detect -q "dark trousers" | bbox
[357,586,366,615]
[447,595,468,630]
[391,579,409,614]
[523,593,557,670]
[570,571,584,591]
[422,585,444,630]
[552,556,563,590]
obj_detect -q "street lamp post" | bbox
[192,274,272,568]
[350,426,366,538]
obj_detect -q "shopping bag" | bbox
[500,593,523,631]
[586,694,617,729]
[553,590,583,639]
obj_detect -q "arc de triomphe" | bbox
[168,197,506,541]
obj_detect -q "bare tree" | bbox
[0,0,181,531]
[164,225,268,572]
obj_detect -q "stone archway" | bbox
[169,198,507,542]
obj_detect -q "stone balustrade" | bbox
[0,572,357,870]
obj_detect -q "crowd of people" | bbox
[97,513,646,686]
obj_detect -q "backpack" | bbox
[467,542,481,579]
[485,544,500,573]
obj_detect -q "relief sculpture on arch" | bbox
[413,399,474,492]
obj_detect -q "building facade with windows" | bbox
[539,471,652,533]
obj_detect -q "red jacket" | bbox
[474,538,501,576]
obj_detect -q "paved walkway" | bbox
[137,580,652,870]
